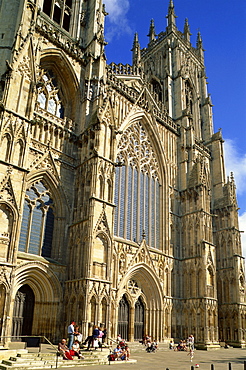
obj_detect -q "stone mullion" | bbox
[148,176,152,246]
[156,308,160,341]
[136,170,141,243]
[38,207,46,255]
[128,305,134,342]
[26,203,34,253]
[145,307,149,340]
[123,164,128,239]
[116,167,122,236]
[130,166,134,241]
[153,307,157,340]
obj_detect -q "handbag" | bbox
[108,354,115,361]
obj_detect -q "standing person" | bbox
[98,327,104,348]
[187,347,194,362]
[187,334,194,351]
[83,334,93,350]
[92,325,99,341]
[67,321,75,350]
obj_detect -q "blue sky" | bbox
[103,0,246,257]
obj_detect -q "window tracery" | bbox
[114,122,160,248]
[37,70,64,118]
[127,280,140,296]
[18,181,54,258]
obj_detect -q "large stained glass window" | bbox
[18,181,54,257]
[114,122,160,249]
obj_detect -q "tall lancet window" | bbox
[114,122,160,249]
[18,181,54,258]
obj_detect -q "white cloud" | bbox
[223,138,246,196]
[103,0,132,42]
[224,138,246,258]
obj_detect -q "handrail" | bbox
[107,337,118,346]
[0,335,57,353]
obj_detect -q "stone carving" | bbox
[127,279,140,296]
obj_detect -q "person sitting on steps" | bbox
[58,339,73,360]
[71,340,84,359]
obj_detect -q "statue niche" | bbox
[0,203,13,261]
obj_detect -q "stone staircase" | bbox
[0,349,110,370]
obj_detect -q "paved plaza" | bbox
[51,345,246,370]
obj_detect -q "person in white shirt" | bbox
[71,340,84,359]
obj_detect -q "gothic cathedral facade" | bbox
[0,0,245,348]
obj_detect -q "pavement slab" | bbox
[50,347,246,370]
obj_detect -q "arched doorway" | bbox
[134,297,144,340]
[118,295,129,341]
[118,260,164,341]
[12,285,35,340]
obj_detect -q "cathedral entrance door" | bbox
[118,295,129,341]
[134,297,144,340]
[12,285,35,340]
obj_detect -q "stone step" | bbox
[10,357,55,362]
[0,359,109,370]
[3,360,47,366]
[0,349,109,370]
[7,344,26,351]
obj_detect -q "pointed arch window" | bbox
[150,78,162,102]
[37,70,64,118]
[101,297,107,327]
[12,139,24,167]
[114,122,161,248]
[18,181,54,258]
[2,134,11,162]
[42,0,73,32]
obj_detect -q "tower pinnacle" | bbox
[166,0,177,31]
[196,31,204,59]
[131,32,141,67]
[147,19,156,44]
[183,18,191,42]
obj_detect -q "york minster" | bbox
[0,0,245,349]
